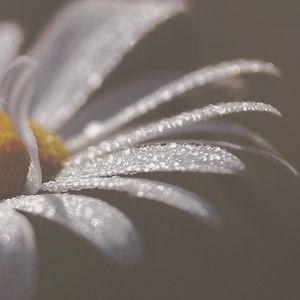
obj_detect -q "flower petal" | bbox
[59,71,181,139]
[202,140,299,180]
[0,22,23,79]
[0,204,36,300]
[30,0,186,130]
[68,101,280,153]
[0,56,42,194]
[5,193,141,266]
[65,59,280,146]
[60,143,244,179]
[42,176,222,227]
[196,140,300,231]
[137,120,280,155]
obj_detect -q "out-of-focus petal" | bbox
[5,193,141,266]
[0,22,23,81]
[67,101,280,153]
[30,0,187,130]
[42,176,222,228]
[65,59,279,145]
[0,204,36,300]
[0,56,42,194]
[59,143,244,179]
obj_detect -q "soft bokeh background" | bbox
[0,1,299,299]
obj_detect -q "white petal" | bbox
[30,0,186,130]
[0,56,42,194]
[0,204,36,300]
[59,71,181,139]
[0,22,23,80]
[60,143,244,179]
[66,59,280,145]
[174,120,280,154]
[42,176,222,227]
[132,120,280,154]
[68,101,280,153]
[202,140,299,179]
[5,194,141,265]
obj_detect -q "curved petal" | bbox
[0,22,23,80]
[65,59,280,144]
[0,204,36,300]
[59,71,182,139]
[59,70,254,140]
[200,140,299,180]
[141,120,281,155]
[0,56,42,194]
[30,0,187,130]
[42,176,222,228]
[5,194,141,266]
[188,140,300,230]
[59,143,244,179]
[67,101,280,153]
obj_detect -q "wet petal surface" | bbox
[0,203,36,300]
[5,193,141,265]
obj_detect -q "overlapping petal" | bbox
[60,143,244,179]
[0,56,42,194]
[42,176,222,227]
[202,140,299,179]
[65,59,280,149]
[68,101,280,153]
[0,204,36,300]
[5,193,141,265]
[137,120,280,154]
[30,0,187,130]
[0,22,23,79]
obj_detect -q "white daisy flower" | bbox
[0,1,291,299]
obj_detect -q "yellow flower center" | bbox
[0,112,69,199]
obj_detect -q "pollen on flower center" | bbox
[0,112,69,199]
